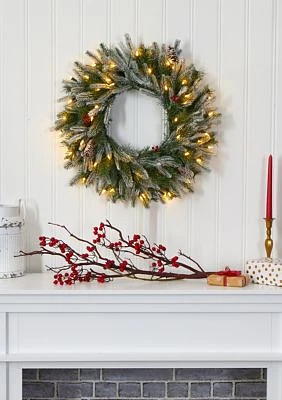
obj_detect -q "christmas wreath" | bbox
[55,34,220,207]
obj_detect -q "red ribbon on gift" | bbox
[216,267,242,286]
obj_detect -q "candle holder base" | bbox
[264,218,274,258]
[244,258,282,286]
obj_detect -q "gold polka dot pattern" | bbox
[244,259,282,287]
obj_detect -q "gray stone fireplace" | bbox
[22,368,267,399]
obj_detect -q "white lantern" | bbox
[0,201,25,278]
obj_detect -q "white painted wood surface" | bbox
[0,0,281,273]
[0,274,282,399]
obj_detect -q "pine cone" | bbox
[167,46,179,63]
[83,139,94,158]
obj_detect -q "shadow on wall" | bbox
[24,199,42,272]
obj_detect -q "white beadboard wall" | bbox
[0,0,281,272]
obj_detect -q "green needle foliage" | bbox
[55,34,220,207]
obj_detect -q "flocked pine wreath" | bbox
[55,34,220,207]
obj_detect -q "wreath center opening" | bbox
[110,90,165,150]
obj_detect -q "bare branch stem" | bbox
[18,220,206,285]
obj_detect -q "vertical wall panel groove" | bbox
[164,0,191,257]
[27,0,53,271]
[135,0,140,236]
[160,0,167,245]
[51,0,58,264]
[82,0,107,243]
[270,0,278,153]
[54,0,83,257]
[137,0,164,252]
[274,0,280,156]
[1,1,25,202]
[79,0,84,243]
[246,0,274,260]
[0,2,3,200]
[50,0,56,230]
[275,0,282,257]
[242,0,250,264]
[107,0,142,241]
[271,0,278,246]
[162,0,167,42]
[106,0,112,226]
[0,3,5,203]
[188,0,194,254]
[190,0,219,268]
[24,0,30,271]
[215,0,222,267]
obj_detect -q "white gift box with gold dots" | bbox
[245,258,282,286]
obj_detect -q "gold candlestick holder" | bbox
[245,218,281,287]
[264,218,274,259]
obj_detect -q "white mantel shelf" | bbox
[1,273,282,399]
[2,272,282,294]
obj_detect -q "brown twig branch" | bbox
[18,220,207,285]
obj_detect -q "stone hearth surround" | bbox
[0,273,282,399]
[22,367,267,399]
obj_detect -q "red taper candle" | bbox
[266,154,273,219]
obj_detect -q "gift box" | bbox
[245,258,282,286]
[207,268,249,287]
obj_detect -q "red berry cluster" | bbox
[152,145,160,152]
[82,113,92,127]
[171,94,180,103]
[104,259,115,269]
[49,237,59,247]
[59,243,68,253]
[97,274,105,283]
[152,244,167,254]
[93,223,106,244]
[129,234,140,244]
[151,259,165,273]
[83,271,92,282]
[171,255,179,268]
[39,236,60,248]
[53,265,81,286]
[65,251,75,264]
[39,236,69,254]
[108,241,122,251]
[86,245,95,252]
[39,236,47,246]
[128,234,145,255]
[119,260,128,272]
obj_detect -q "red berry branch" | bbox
[18,220,208,285]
